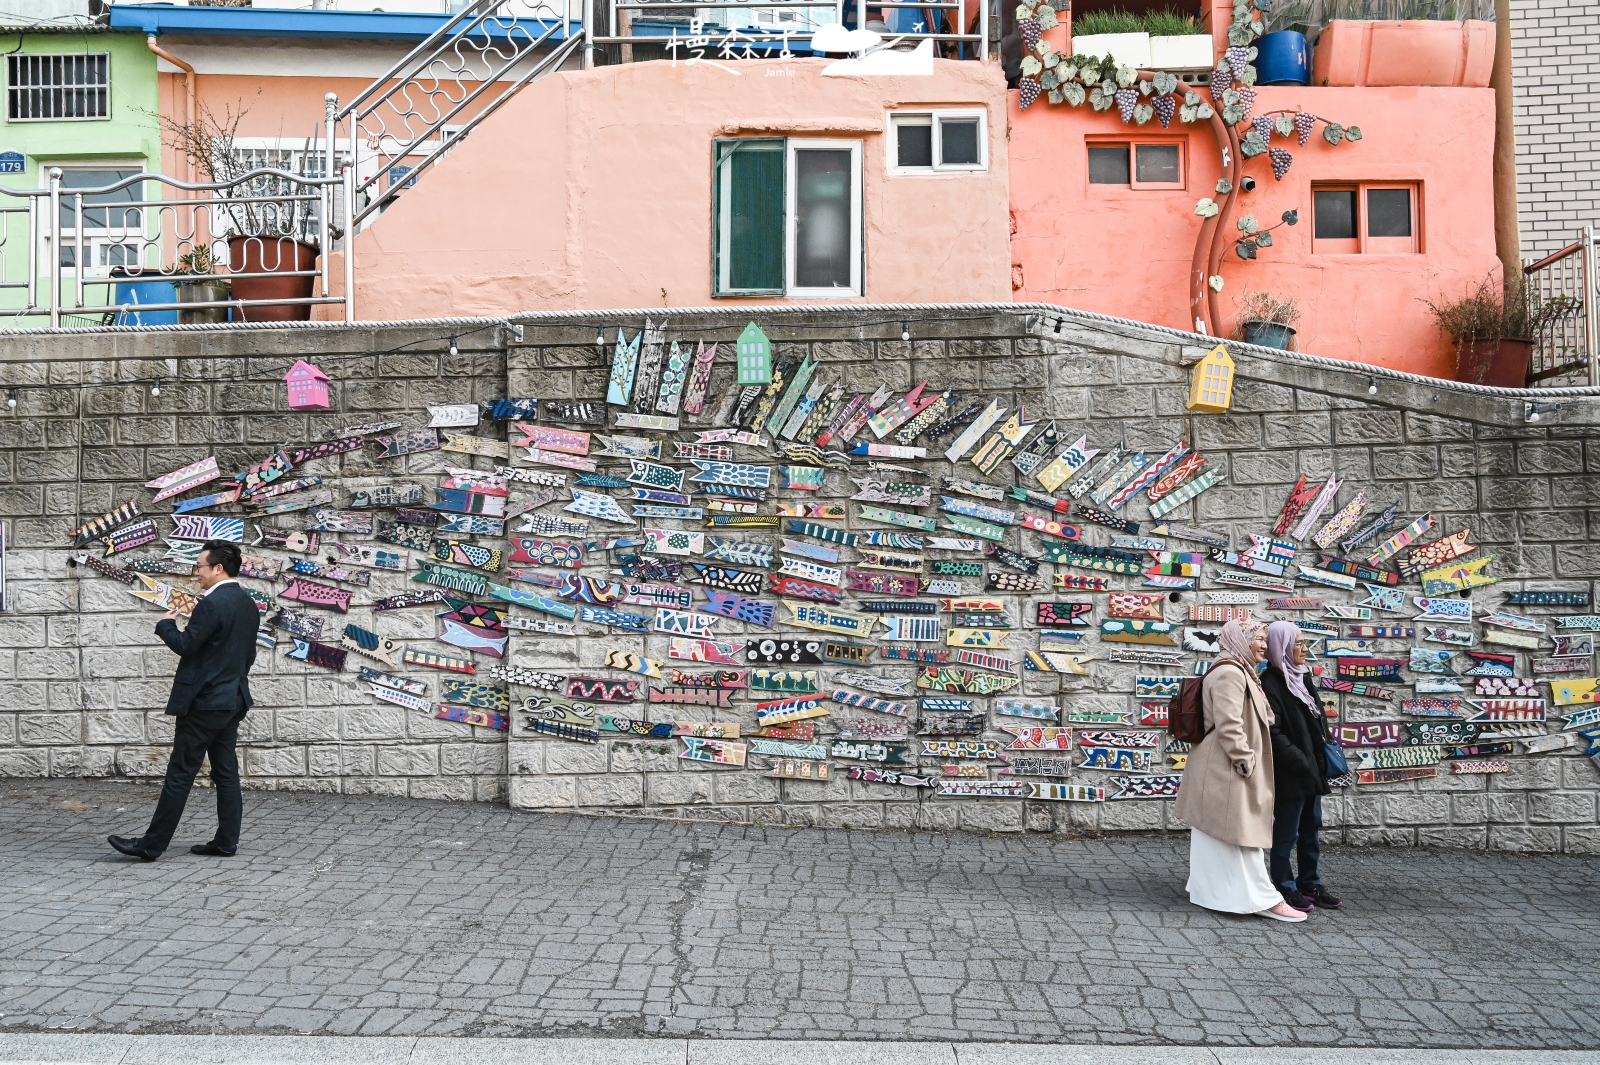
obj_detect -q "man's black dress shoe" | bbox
[108,835,158,861]
[190,842,236,857]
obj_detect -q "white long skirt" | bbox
[1186,827,1282,914]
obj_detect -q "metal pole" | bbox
[342,161,355,323]
[323,92,338,299]
[979,0,988,61]
[46,167,60,329]
[73,193,84,309]
[584,0,595,67]
[1585,225,1599,387]
[563,0,570,56]
[25,194,36,313]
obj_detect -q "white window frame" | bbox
[784,138,863,300]
[887,110,988,175]
[6,52,110,123]
[45,162,149,278]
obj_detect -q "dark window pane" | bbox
[940,119,980,166]
[60,168,141,230]
[1134,143,1180,184]
[1088,145,1129,185]
[724,144,783,292]
[896,122,932,168]
[795,148,852,290]
[1367,188,1411,237]
[1314,189,1357,239]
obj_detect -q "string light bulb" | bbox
[150,378,161,397]
[901,321,910,342]
[5,389,15,409]
[1366,375,1378,396]
[596,324,606,346]
[448,337,458,357]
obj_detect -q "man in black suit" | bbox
[109,540,260,861]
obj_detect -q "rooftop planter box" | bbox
[1311,19,1494,86]
[1072,32,1214,71]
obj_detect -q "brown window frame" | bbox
[1085,137,1187,191]
[1311,181,1422,256]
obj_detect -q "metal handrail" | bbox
[599,0,986,55]
[0,164,354,328]
[1524,225,1599,387]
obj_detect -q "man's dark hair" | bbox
[200,540,242,577]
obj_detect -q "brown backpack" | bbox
[1170,661,1242,745]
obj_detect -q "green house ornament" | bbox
[736,322,772,385]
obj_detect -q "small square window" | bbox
[1087,145,1129,185]
[888,111,987,173]
[1135,144,1180,185]
[1088,140,1184,189]
[1312,182,1419,254]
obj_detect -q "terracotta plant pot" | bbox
[1311,19,1493,87]
[1455,337,1531,388]
[227,235,317,322]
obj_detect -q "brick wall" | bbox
[0,322,509,801]
[1512,0,1600,259]
[2,308,1600,852]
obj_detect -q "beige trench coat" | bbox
[1173,661,1276,849]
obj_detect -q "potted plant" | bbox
[1071,7,1213,71]
[154,98,322,322]
[1426,276,1569,388]
[171,246,231,326]
[1234,289,1299,349]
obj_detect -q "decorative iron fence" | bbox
[1525,227,1599,387]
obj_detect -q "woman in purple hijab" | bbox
[1261,620,1341,912]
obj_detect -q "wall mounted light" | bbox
[901,321,910,342]
[150,378,161,397]
[5,389,15,410]
[1367,375,1378,396]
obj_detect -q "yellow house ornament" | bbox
[1187,343,1235,413]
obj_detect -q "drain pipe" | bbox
[146,34,196,185]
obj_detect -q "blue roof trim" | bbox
[109,4,578,42]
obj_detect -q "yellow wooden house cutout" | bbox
[1187,344,1235,413]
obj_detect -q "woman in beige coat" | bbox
[1174,618,1305,923]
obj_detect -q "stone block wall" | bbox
[2,306,1600,852]
[0,322,510,801]
[500,307,1600,852]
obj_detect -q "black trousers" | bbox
[142,705,247,856]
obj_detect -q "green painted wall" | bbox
[0,29,160,326]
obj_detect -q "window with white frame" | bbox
[888,111,986,173]
[49,166,145,273]
[7,53,109,121]
[714,138,863,298]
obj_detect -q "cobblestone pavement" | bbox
[2,779,1598,1049]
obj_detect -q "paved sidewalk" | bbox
[1,779,1598,1050]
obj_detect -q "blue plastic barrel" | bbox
[111,278,178,326]
[1253,30,1308,86]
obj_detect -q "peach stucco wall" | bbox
[1008,85,1501,378]
[334,57,1013,316]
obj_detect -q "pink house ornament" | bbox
[285,360,330,409]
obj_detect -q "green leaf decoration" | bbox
[1038,6,1058,29]
[1185,90,1202,106]
[1195,198,1220,218]
[1134,103,1154,125]
[1222,104,1246,126]
[1179,103,1199,124]
[1346,125,1363,141]
[1274,115,1296,138]
[1015,3,1034,18]
[1063,82,1087,106]
[1240,129,1268,156]
[1042,49,1059,67]
[1215,178,1233,194]
[1040,68,1060,90]
[1237,240,1258,260]
[1101,78,1119,95]
[1154,72,1179,95]
[1229,22,1256,45]
[1089,87,1114,112]
[1197,102,1215,119]
[1115,64,1138,87]
[1021,55,1043,77]
[1238,64,1258,86]
[1255,230,1274,248]
[1237,213,1259,234]
[1246,46,1259,61]
[1222,88,1241,106]
[1139,79,1154,97]
[1323,122,1345,145]
[1057,62,1077,80]
[1048,88,1065,105]
[1209,275,1226,292]
[1281,209,1299,226]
